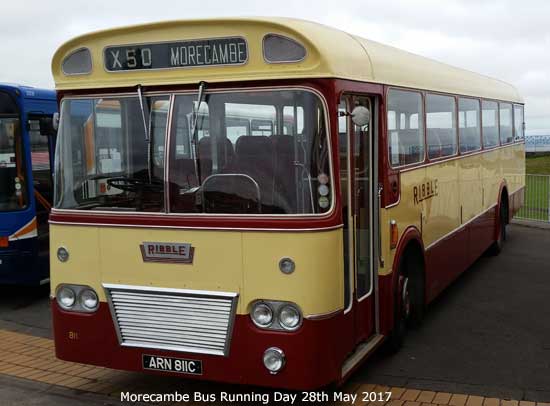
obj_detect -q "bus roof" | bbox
[0,83,56,101]
[51,17,523,103]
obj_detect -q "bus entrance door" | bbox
[350,95,376,344]
[339,94,377,348]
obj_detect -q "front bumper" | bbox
[52,300,346,390]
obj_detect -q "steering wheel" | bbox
[107,177,163,193]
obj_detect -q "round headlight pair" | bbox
[56,285,98,312]
[250,302,302,331]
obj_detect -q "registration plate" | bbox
[142,354,203,375]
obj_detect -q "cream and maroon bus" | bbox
[50,18,525,390]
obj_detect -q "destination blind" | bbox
[104,37,248,71]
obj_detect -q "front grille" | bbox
[103,284,239,356]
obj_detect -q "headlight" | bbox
[251,302,273,327]
[57,286,76,309]
[250,300,303,332]
[279,304,302,330]
[263,347,285,374]
[80,289,99,311]
[55,284,99,313]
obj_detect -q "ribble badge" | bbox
[140,242,195,264]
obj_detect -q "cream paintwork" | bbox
[52,18,522,103]
[50,226,344,317]
[380,143,525,275]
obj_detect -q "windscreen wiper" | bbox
[137,84,152,183]
[191,81,207,186]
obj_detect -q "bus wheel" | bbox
[389,250,424,352]
[388,272,408,352]
[489,199,507,256]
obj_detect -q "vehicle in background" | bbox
[0,84,57,285]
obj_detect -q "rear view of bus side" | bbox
[0,84,57,285]
[49,18,524,390]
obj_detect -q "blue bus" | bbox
[0,84,57,285]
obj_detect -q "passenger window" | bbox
[426,93,457,159]
[226,117,249,144]
[499,102,513,144]
[150,99,170,172]
[458,98,481,153]
[283,106,304,135]
[225,103,276,141]
[514,104,525,140]
[94,99,124,174]
[28,117,52,201]
[174,101,209,159]
[387,89,425,167]
[482,100,499,148]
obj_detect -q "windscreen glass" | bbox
[54,96,169,211]
[54,89,332,215]
[0,92,27,211]
[169,90,331,215]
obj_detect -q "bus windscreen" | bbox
[54,89,332,215]
[0,116,27,212]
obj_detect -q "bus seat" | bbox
[427,130,443,159]
[397,129,425,164]
[198,136,235,175]
[170,158,202,187]
[234,135,276,208]
[437,129,456,156]
[271,135,296,213]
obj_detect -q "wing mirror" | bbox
[350,105,370,127]
[38,113,59,136]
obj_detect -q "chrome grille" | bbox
[103,284,239,356]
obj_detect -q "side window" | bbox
[225,103,276,144]
[283,106,304,135]
[27,116,53,201]
[426,93,457,159]
[95,99,124,174]
[482,100,499,148]
[174,102,209,159]
[387,89,425,167]
[514,104,525,140]
[458,98,481,153]
[499,102,513,144]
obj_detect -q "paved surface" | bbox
[354,223,550,401]
[0,223,549,404]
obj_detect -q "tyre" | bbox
[388,249,425,352]
[489,199,507,256]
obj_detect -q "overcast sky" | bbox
[2,0,548,133]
